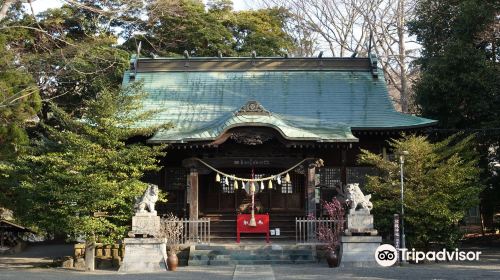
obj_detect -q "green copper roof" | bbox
[122,57,436,143]
[149,102,357,143]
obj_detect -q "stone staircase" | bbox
[188,244,316,265]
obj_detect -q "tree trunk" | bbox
[84,239,95,271]
[398,0,408,113]
[0,0,15,21]
[480,202,486,236]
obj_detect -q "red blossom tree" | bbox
[318,197,346,251]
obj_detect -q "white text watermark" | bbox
[375,244,482,267]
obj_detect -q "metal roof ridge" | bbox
[130,56,373,73]
[132,55,371,61]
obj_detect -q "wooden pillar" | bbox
[189,167,199,221]
[306,163,316,218]
[341,149,347,188]
[188,167,199,239]
[306,159,324,218]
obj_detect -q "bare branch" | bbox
[259,0,420,112]
[0,87,38,109]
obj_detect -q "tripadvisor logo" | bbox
[375,244,398,267]
[374,244,482,267]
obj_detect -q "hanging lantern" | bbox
[285,172,291,183]
[260,181,264,190]
[224,176,229,186]
[234,180,239,190]
[215,173,221,183]
[250,181,256,193]
[268,180,273,189]
[277,175,282,185]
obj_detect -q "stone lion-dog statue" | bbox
[346,183,373,212]
[135,184,159,214]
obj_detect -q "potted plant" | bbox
[318,197,346,267]
[166,244,180,271]
[159,213,183,271]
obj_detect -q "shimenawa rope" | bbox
[193,157,315,182]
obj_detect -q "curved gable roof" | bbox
[122,56,436,143]
[149,101,357,143]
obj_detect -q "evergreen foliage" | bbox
[0,0,296,241]
[124,0,295,57]
[1,83,168,242]
[359,134,482,249]
[409,0,500,228]
[409,0,499,128]
[0,33,41,160]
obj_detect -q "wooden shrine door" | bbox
[199,169,304,214]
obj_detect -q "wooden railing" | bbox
[164,218,211,245]
[295,217,340,245]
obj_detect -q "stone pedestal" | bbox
[340,236,381,267]
[128,213,161,237]
[119,238,166,273]
[345,209,378,236]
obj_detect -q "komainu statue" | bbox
[135,184,159,215]
[345,183,378,236]
[346,183,373,212]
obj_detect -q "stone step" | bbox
[188,244,316,266]
[207,219,297,223]
[191,249,314,255]
[230,255,314,261]
[188,259,316,266]
[209,223,296,229]
[189,254,315,261]
[208,238,293,244]
[193,244,313,250]
[208,232,295,237]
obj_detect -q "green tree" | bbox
[126,0,234,57]
[409,0,500,230]
[1,83,168,242]
[25,5,130,115]
[229,8,294,56]
[124,0,294,57]
[409,0,499,129]
[0,33,41,160]
[359,134,482,249]
[1,1,133,117]
[1,2,136,223]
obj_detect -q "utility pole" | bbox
[399,151,409,263]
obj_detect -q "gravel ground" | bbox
[0,244,73,269]
[0,261,499,280]
[0,244,498,280]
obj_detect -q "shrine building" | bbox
[123,54,436,241]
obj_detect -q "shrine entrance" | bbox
[199,169,305,214]
[184,155,317,242]
[174,132,324,242]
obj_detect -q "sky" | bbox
[27,0,256,14]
